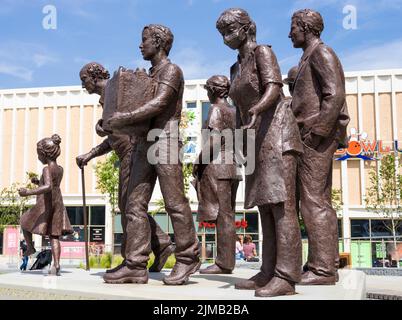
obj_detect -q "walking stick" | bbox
[81,167,90,271]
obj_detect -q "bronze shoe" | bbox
[103,266,148,284]
[234,271,271,290]
[255,277,296,297]
[199,264,232,274]
[49,266,61,276]
[106,260,126,274]
[163,260,201,285]
[149,245,174,273]
[299,271,336,286]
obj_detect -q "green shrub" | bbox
[78,252,176,269]
[111,255,124,268]
[146,253,175,269]
[100,252,112,269]
[89,256,99,268]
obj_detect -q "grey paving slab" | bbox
[0,268,366,300]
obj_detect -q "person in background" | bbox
[19,239,29,271]
[243,235,258,261]
[235,235,244,260]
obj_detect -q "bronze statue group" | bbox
[18,8,349,298]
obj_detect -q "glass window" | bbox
[114,214,123,233]
[60,226,85,242]
[186,102,197,109]
[370,220,393,239]
[90,206,105,226]
[338,219,343,238]
[0,232,3,254]
[114,233,123,245]
[66,206,84,226]
[397,221,402,236]
[245,212,258,233]
[350,219,370,238]
[154,213,169,233]
[202,102,211,127]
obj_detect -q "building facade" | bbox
[1,69,402,267]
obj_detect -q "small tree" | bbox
[94,151,119,253]
[365,153,402,264]
[0,172,38,232]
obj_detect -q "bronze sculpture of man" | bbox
[289,9,350,285]
[192,75,240,275]
[107,24,200,285]
[216,8,303,297]
[76,62,173,275]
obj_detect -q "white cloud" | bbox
[341,39,402,71]
[0,41,58,82]
[0,63,33,81]
[171,46,232,80]
[32,54,58,68]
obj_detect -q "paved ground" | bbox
[366,275,402,299]
[0,267,365,300]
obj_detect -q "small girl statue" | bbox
[192,75,240,274]
[19,134,73,276]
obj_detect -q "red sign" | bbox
[60,241,85,259]
[199,219,248,229]
[3,227,19,256]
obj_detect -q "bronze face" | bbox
[80,72,96,94]
[140,28,158,61]
[219,22,248,50]
[289,19,305,48]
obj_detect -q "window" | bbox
[245,212,258,233]
[66,207,84,225]
[370,220,393,239]
[338,219,343,238]
[90,206,105,226]
[186,102,197,109]
[351,219,370,238]
[202,102,211,127]
[0,231,3,255]
[154,213,169,233]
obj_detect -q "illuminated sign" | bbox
[335,128,396,161]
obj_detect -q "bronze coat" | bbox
[291,40,350,148]
[194,101,240,222]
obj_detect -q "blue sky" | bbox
[1,0,402,89]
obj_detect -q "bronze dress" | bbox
[20,165,73,237]
[229,45,302,208]
[229,44,303,284]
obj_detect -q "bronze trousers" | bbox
[118,148,171,261]
[298,138,339,277]
[124,142,199,270]
[258,153,302,283]
[214,179,239,271]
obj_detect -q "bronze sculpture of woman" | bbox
[216,8,303,297]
